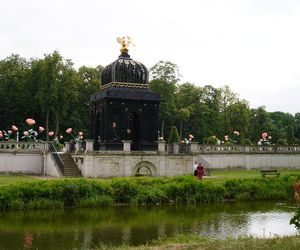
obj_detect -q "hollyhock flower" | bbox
[262,132,268,138]
[39,126,45,133]
[224,135,229,141]
[8,130,12,135]
[66,128,72,134]
[48,131,54,137]
[26,118,36,126]
[0,132,3,138]
[23,131,29,136]
[78,131,83,136]
[233,131,240,136]
[59,135,63,139]
[12,125,18,131]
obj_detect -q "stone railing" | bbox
[0,141,47,152]
[1,141,299,154]
[198,144,300,154]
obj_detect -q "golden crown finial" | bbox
[116,36,134,53]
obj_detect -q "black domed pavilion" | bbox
[90,37,160,150]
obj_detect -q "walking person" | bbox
[193,161,198,176]
[197,162,205,180]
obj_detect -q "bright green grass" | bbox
[205,169,300,185]
[0,174,41,185]
[2,169,300,186]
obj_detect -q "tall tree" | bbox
[177,108,190,138]
[149,61,180,138]
[249,106,271,143]
[0,54,31,130]
[71,65,103,135]
[30,51,78,139]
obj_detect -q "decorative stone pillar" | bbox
[173,143,179,154]
[122,140,132,152]
[157,140,166,153]
[190,142,198,153]
[65,141,72,153]
[85,140,94,153]
[244,145,250,153]
[43,142,49,151]
[75,142,80,153]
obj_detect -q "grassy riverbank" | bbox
[1,171,300,209]
[92,234,300,250]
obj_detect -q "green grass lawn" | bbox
[205,169,300,185]
[0,174,42,185]
[1,169,300,186]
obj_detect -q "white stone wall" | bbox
[45,153,62,177]
[72,152,300,178]
[1,149,300,178]
[72,153,196,178]
[200,153,300,169]
[0,153,43,174]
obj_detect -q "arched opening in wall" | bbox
[133,161,157,177]
[135,166,152,176]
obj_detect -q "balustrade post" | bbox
[64,141,72,153]
[122,140,132,152]
[173,143,179,154]
[75,142,80,153]
[85,139,94,153]
[157,140,166,153]
[43,142,49,151]
[189,142,198,153]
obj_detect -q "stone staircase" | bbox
[60,153,82,178]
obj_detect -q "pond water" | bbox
[0,201,298,249]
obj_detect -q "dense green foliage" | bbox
[167,126,180,143]
[0,52,102,139]
[0,55,299,143]
[149,61,300,144]
[0,175,299,210]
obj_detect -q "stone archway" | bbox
[133,161,157,177]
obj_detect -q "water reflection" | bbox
[0,201,298,249]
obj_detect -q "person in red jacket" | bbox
[197,163,205,180]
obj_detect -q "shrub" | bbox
[1,175,300,210]
[277,138,288,145]
[168,126,180,144]
[243,138,253,145]
[205,136,217,145]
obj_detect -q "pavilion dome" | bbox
[101,52,149,86]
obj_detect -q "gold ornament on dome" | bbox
[117,36,134,53]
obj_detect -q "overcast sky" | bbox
[1,0,299,114]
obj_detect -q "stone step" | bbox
[59,153,82,177]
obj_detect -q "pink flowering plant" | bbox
[222,131,240,144]
[0,125,19,141]
[257,132,271,145]
[22,118,39,141]
[21,118,45,141]
[65,127,84,142]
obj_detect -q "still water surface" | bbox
[0,201,298,249]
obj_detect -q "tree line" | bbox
[0,53,299,145]
[149,61,300,145]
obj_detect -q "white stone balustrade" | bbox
[0,141,300,154]
[0,141,46,152]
